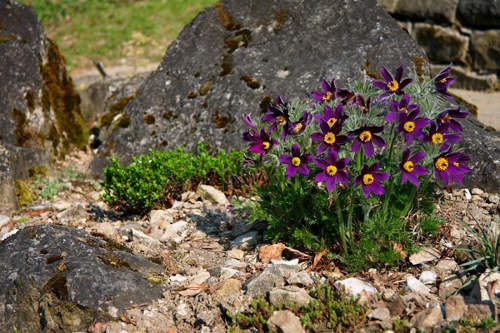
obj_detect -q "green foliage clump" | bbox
[229,283,369,332]
[101,143,247,213]
[31,166,85,200]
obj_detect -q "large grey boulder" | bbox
[0,224,164,332]
[0,1,87,213]
[89,0,428,175]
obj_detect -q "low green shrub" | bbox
[100,143,247,213]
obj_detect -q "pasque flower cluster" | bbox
[243,64,471,200]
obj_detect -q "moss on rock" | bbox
[15,179,32,207]
[40,39,88,156]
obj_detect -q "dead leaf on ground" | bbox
[119,313,136,325]
[178,282,209,296]
[259,243,287,264]
[307,249,327,272]
[392,242,407,259]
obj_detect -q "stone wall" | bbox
[378,0,500,91]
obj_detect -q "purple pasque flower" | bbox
[261,96,290,139]
[314,104,348,128]
[310,119,348,155]
[348,125,386,158]
[311,79,337,103]
[336,88,356,105]
[356,94,372,114]
[433,149,471,185]
[248,128,279,155]
[314,149,350,192]
[395,109,431,145]
[289,110,311,136]
[399,148,428,186]
[434,64,456,99]
[372,64,413,99]
[279,143,313,178]
[355,162,390,198]
[436,107,468,132]
[385,93,420,121]
[424,122,461,151]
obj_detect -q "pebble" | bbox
[335,277,377,298]
[419,270,437,285]
[405,276,431,295]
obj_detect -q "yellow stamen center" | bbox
[453,161,459,167]
[322,91,333,101]
[276,116,287,126]
[324,132,336,145]
[326,165,338,176]
[400,107,409,114]
[387,80,399,92]
[293,123,303,133]
[435,157,449,171]
[327,117,337,127]
[440,114,452,123]
[403,121,415,132]
[439,78,447,83]
[291,157,301,167]
[403,161,414,172]
[431,133,444,144]
[363,173,375,185]
[360,106,367,113]
[262,141,271,150]
[359,130,372,142]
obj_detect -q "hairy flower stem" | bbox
[333,188,349,253]
[382,124,398,218]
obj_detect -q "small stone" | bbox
[197,184,229,206]
[409,247,440,265]
[438,275,463,298]
[434,259,460,278]
[175,301,191,320]
[287,271,315,288]
[419,270,437,285]
[213,278,242,299]
[445,295,466,321]
[405,276,431,295]
[488,194,499,204]
[367,307,391,321]
[220,267,239,279]
[414,304,444,329]
[267,310,306,333]
[471,188,484,196]
[269,286,313,307]
[149,209,173,226]
[244,270,284,297]
[227,248,244,260]
[335,277,377,298]
[230,230,260,250]
[192,270,211,284]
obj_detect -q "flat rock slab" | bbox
[0,224,164,332]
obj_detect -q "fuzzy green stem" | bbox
[382,124,398,217]
[333,188,348,253]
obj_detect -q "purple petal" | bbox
[372,80,388,90]
[363,142,375,157]
[380,67,393,82]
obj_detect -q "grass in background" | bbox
[18,0,216,71]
